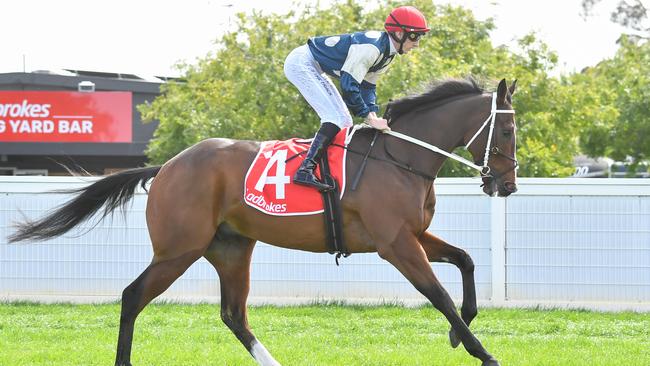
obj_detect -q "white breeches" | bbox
[283,44,353,129]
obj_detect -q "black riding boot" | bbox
[294,122,340,191]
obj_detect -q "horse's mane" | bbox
[388,77,484,120]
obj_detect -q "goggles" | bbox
[406,32,426,42]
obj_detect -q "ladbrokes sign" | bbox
[0,91,132,142]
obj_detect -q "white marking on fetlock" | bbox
[250,339,281,366]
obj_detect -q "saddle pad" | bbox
[244,128,349,216]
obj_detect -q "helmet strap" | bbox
[387,13,410,55]
[388,31,408,55]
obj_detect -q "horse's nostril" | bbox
[504,182,517,193]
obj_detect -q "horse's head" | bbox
[465,79,518,197]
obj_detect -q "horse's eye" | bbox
[503,130,513,137]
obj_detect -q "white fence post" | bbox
[490,197,507,305]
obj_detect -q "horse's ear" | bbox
[509,79,517,96]
[497,78,508,104]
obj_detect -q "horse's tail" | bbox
[8,166,162,243]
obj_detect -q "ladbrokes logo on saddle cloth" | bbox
[244,128,350,216]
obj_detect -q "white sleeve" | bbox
[341,44,381,84]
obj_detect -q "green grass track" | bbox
[1,302,648,365]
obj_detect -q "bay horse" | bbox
[9,77,518,366]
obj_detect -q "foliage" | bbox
[140,0,647,178]
[577,36,650,171]
[140,0,498,168]
[576,0,650,174]
[581,0,649,39]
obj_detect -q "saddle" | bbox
[243,129,350,263]
[242,107,390,265]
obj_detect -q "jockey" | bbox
[284,5,430,191]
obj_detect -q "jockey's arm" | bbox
[340,75,389,131]
[340,72,376,117]
[340,44,380,117]
[340,44,390,130]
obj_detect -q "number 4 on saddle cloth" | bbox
[244,127,350,216]
[244,128,350,261]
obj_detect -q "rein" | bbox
[335,140,437,181]
[291,140,438,181]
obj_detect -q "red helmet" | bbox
[385,6,430,33]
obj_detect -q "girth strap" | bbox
[318,153,349,264]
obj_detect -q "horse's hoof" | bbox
[481,357,500,366]
[449,328,461,348]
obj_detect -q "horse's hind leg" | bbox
[115,200,216,365]
[114,143,231,365]
[115,249,204,366]
[419,231,477,348]
[203,226,281,366]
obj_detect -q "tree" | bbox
[578,1,650,175]
[582,0,649,39]
[140,0,592,177]
[578,37,650,169]
[140,0,491,164]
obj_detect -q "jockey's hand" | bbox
[365,112,391,132]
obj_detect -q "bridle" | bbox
[366,92,517,179]
[464,92,517,179]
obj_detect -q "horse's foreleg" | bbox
[419,231,477,348]
[378,228,498,366]
[115,249,204,366]
[204,236,281,366]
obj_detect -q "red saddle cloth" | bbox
[244,128,349,216]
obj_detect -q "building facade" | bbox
[0,70,170,175]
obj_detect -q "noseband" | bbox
[474,146,518,182]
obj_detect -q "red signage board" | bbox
[0,91,132,143]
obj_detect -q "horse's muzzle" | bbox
[482,177,517,197]
[498,181,517,196]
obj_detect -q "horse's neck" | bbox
[390,94,487,177]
